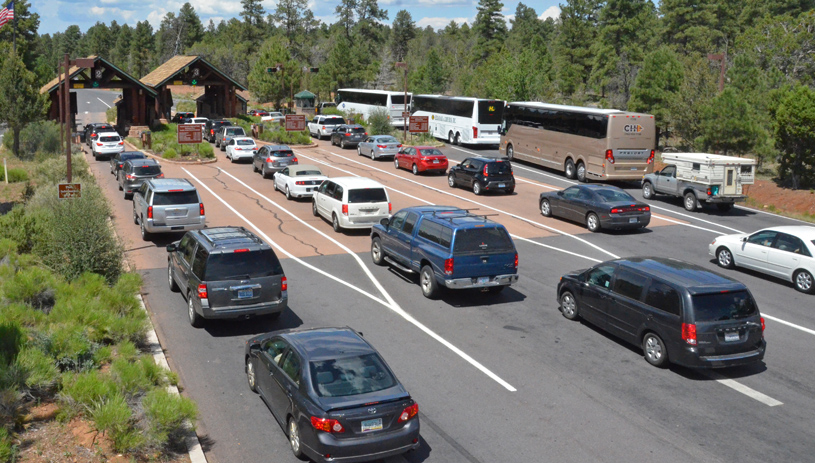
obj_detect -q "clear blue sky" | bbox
[34,0,562,34]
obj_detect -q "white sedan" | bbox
[273,164,328,200]
[261,112,286,124]
[709,225,815,294]
[225,137,258,162]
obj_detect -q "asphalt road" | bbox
[76,109,815,463]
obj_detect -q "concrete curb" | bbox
[123,140,218,165]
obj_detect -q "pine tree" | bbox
[335,0,357,38]
[247,37,300,107]
[629,46,684,144]
[553,0,601,97]
[61,25,84,58]
[0,0,40,70]
[112,24,133,73]
[775,85,815,189]
[130,21,155,77]
[240,0,268,40]
[179,3,204,50]
[390,10,415,62]
[271,0,316,59]
[472,0,507,62]
[0,53,49,158]
[660,0,720,55]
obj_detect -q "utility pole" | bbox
[395,62,408,142]
[64,53,72,183]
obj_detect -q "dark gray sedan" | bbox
[110,151,146,176]
[357,135,401,160]
[253,144,298,178]
[245,327,420,462]
[539,184,651,232]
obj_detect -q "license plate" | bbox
[498,183,505,188]
[361,418,382,432]
[307,188,314,192]
[630,167,638,170]
[477,276,490,285]
[629,218,637,223]
[238,289,252,299]
[724,332,739,342]
[433,160,439,164]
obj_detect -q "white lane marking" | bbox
[84,111,89,114]
[705,372,783,407]
[762,314,815,336]
[192,167,518,392]
[86,101,91,104]
[300,148,620,260]
[735,205,814,224]
[648,213,726,234]
[97,97,112,109]
[646,204,744,234]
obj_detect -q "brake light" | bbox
[126,174,135,180]
[234,249,249,253]
[321,126,326,130]
[611,208,621,214]
[118,141,124,145]
[483,164,489,176]
[706,188,713,196]
[444,258,454,275]
[199,203,205,215]
[760,317,765,332]
[641,206,649,212]
[197,283,208,299]
[266,157,273,162]
[292,157,298,163]
[296,181,306,185]
[281,276,288,291]
[344,133,351,136]
[377,145,387,148]
[118,163,123,168]
[473,126,478,139]
[397,144,403,148]
[397,403,418,423]
[342,204,348,216]
[681,323,697,345]
[147,206,153,219]
[388,202,392,213]
[156,173,164,178]
[364,132,368,135]
[311,417,344,433]
[210,129,214,135]
[646,149,655,164]
[96,143,103,146]
[514,253,518,269]
[605,149,615,164]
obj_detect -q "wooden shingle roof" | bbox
[139,55,247,91]
[39,55,157,96]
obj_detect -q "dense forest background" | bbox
[3,0,815,187]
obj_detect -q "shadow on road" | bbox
[203,307,304,337]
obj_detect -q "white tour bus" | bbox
[336,89,412,127]
[411,95,505,146]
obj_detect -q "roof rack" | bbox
[428,209,499,222]
[199,226,262,247]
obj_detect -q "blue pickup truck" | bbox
[370,206,519,298]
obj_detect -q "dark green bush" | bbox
[367,107,393,136]
[143,389,198,447]
[2,121,62,160]
[61,370,118,410]
[259,127,312,145]
[198,142,214,158]
[90,392,137,452]
[163,148,178,159]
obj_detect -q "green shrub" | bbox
[163,148,178,159]
[111,356,162,396]
[367,107,393,136]
[260,127,312,145]
[2,121,62,160]
[0,303,46,327]
[61,370,118,409]
[48,323,97,372]
[0,428,15,462]
[143,389,197,446]
[176,101,196,113]
[115,341,138,361]
[2,265,59,309]
[321,107,344,116]
[105,107,117,124]
[92,345,113,365]
[4,168,28,183]
[0,322,24,367]
[90,392,131,442]
[198,142,214,158]
[17,347,59,393]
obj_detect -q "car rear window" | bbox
[350,127,366,134]
[100,136,120,142]
[310,353,397,398]
[133,165,161,175]
[324,117,345,125]
[348,188,387,203]
[296,170,323,176]
[419,148,443,156]
[271,150,294,157]
[691,290,758,322]
[236,139,255,146]
[204,249,283,280]
[486,161,512,175]
[152,191,199,205]
[226,128,245,135]
[453,227,514,255]
[595,188,636,202]
[121,153,145,161]
[377,136,398,143]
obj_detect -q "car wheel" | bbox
[488,285,506,294]
[642,332,668,367]
[448,131,455,144]
[285,186,292,200]
[117,173,123,190]
[246,357,258,393]
[716,247,735,269]
[412,164,419,175]
[261,166,268,179]
[565,159,576,179]
[273,180,278,191]
[642,181,654,199]
[187,294,203,328]
[124,191,131,200]
[716,203,734,212]
[586,212,601,232]
[332,213,342,233]
[559,291,579,320]
[684,192,697,212]
[110,165,114,174]
[341,139,346,149]
[473,182,482,195]
[506,144,514,161]
[140,219,151,241]
[253,162,258,173]
[168,265,179,292]
[371,237,385,266]
[288,418,304,459]
[793,269,814,294]
[133,204,139,224]
[394,158,400,170]
[448,174,456,188]
[540,199,552,217]
[357,147,362,156]
[312,200,319,217]
[506,188,514,195]
[576,162,587,182]
[420,265,439,299]
[230,154,236,163]
[371,150,376,161]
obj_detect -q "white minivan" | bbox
[312,177,391,232]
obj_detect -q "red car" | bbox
[394,146,448,175]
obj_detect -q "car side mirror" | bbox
[557,191,564,196]
[166,244,177,252]
[380,218,390,228]
[741,237,748,242]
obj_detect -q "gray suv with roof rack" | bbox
[167,227,288,327]
[132,179,206,241]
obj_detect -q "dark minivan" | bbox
[167,227,288,327]
[557,257,766,368]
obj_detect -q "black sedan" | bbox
[539,184,651,232]
[245,327,420,462]
[109,151,146,176]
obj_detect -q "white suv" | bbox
[92,131,124,160]
[308,115,346,140]
[312,177,392,232]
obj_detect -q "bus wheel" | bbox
[506,145,514,160]
[576,162,587,182]
[564,159,576,179]
[454,133,461,145]
[448,131,455,144]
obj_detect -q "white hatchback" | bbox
[312,177,392,232]
[273,164,328,200]
[92,132,124,160]
[709,225,815,294]
[225,137,258,162]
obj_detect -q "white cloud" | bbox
[539,5,560,20]
[416,16,471,29]
[147,8,169,28]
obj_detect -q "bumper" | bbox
[600,215,651,229]
[672,340,766,368]
[230,151,255,160]
[198,296,288,319]
[702,195,747,204]
[304,419,420,463]
[95,146,124,157]
[144,218,205,234]
[339,139,363,146]
[444,273,519,289]
[123,180,146,193]
[290,185,319,198]
[481,180,515,191]
[418,162,448,172]
[341,214,389,229]
[372,149,399,158]
[262,163,290,173]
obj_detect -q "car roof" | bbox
[125,158,160,166]
[287,164,324,175]
[232,136,255,142]
[193,226,266,251]
[147,178,195,192]
[405,206,505,229]
[468,156,508,163]
[340,124,365,128]
[96,131,120,136]
[414,146,440,150]
[265,144,293,150]
[329,176,386,189]
[572,184,626,192]
[284,327,374,360]
[119,151,144,157]
[757,226,815,240]
[613,257,745,294]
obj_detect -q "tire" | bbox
[586,212,601,232]
[288,418,305,460]
[394,158,400,170]
[473,182,482,195]
[168,264,179,292]
[273,180,278,192]
[565,159,576,179]
[448,131,455,144]
[454,133,461,145]
[253,162,258,173]
[560,291,579,320]
[285,185,292,200]
[576,162,587,182]
[246,357,258,393]
[124,191,131,200]
[540,199,552,217]
[188,294,204,328]
[371,237,385,266]
[140,219,151,241]
[716,203,734,212]
[505,188,514,195]
[716,247,735,269]
[229,153,236,163]
[420,265,439,299]
[412,164,419,175]
[117,173,123,190]
[506,144,514,161]
[642,332,668,367]
[312,200,319,217]
[133,204,139,224]
[642,181,654,200]
[262,165,268,179]
[448,174,456,188]
[332,213,341,233]
[683,192,697,212]
[488,285,506,294]
[371,150,376,161]
[357,147,362,156]
[220,145,225,152]
[793,269,814,294]
[341,139,346,149]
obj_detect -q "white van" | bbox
[312,177,392,232]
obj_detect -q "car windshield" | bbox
[100,136,120,142]
[348,188,387,203]
[133,165,161,175]
[270,113,283,117]
[295,170,323,176]
[691,290,758,322]
[453,227,514,255]
[419,149,443,156]
[236,139,255,146]
[271,150,294,157]
[226,128,244,134]
[310,353,397,398]
[486,161,512,175]
[376,137,398,143]
[204,249,283,280]
[152,191,199,205]
[324,117,345,125]
[350,127,366,134]
[595,188,635,202]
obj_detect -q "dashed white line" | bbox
[705,372,783,407]
[762,314,815,336]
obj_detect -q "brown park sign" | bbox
[286,115,307,132]
[409,116,429,133]
[58,183,81,199]
[178,124,203,144]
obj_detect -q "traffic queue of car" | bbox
[81,110,815,463]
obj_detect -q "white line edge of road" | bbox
[97,97,112,109]
[185,167,517,392]
[138,294,208,463]
[705,372,784,407]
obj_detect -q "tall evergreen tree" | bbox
[179,3,204,48]
[61,25,84,58]
[248,37,300,107]
[775,84,815,189]
[660,0,720,55]
[130,21,155,77]
[335,0,357,38]
[0,0,40,69]
[554,0,601,96]
[390,10,415,62]
[0,52,49,158]
[240,0,268,40]
[629,46,684,144]
[82,22,112,57]
[271,0,317,59]
[472,0,507,62]
[112,24,133,73]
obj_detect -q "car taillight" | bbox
[199,203,205,215]
[444,258,454,275]
[388,202,392,213]
[156,173,164,178]
[483,165,489,176]
[126,174,135,180]
[266,157,273,162]
[147,206,153,219]
[611,208,621,214]
[292,157,298,162]
[473,126,478,139]
[397,144,403,148]
[706,188,713,196]
[281,276,288,291]
[197,283,208,299]
[681,323,697,345]
[210,129,214,134]
[118,163,123,168]
[646,149,655,164]
[605,149,615,164]
[234,248,249,253]
[377,145,387,148]
[364,132,368,135]
[514,253,518,269]
[96,143,103,146]
[118,141,124,145]
[641,206,649,211]
[311,417,345,433]
[760,317,765,332]
[344,133,351,136]
[341,204,348,216]
[296,181,306,185]
[397,403,418,423]
[321,126,326,130]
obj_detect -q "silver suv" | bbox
[132,178,206,241]
[216,126,247,150]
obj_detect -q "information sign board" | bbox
[178,124,203,144]
[58,183,81,199]
[409,116,429,133]
[285,115,307,132]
